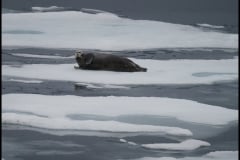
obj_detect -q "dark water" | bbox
[3,124,238,160]
[2,0,239,159]
[2,78,238,110]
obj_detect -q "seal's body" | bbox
[75,51,147,72]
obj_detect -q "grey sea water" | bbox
[2,0,238,160]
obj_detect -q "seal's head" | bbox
[75,50,94,67]
[75,50,82,58]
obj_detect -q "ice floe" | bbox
[2,94,238,126]
[75,82,129,89]
[120,139,128,143]
[10,53,74,59]
[2,113,192,136]
[32,6,66,12]
[197,23,225,29]
[80,8,115,15]
[2,58,238,85]
[119,138,210,150]
[7,79,43,83]
[120,139,137,146]
[141,139,210,150]
[2,11,237,50]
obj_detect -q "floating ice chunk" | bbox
[10,53,74,59]
[141,139,210,150]
[2,94,238,126]
[80,8,115,15]
[120,139,137,145]
[8,79,43,83]
[2,113,192,136]
[2,11,237,50]
[2,58,238,85]
[32,6,65,12]
[120,139,128,143]
[128,141,137,146]
[197,23,225,29]
[75,82,129,89]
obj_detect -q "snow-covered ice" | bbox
[2,113,192,136]
[2,58,238,85]
[2,94,237,126]
[2,11,237,50]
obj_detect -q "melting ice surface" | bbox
[2,11,238,50]
[2,94,237,128]
[2,58,238,85]
[2,9,238,159]
[2,94,238,152]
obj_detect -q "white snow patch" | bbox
[10,53,74,59]
[2,94,238,126]
[2,58,238,85]
[141,139,210,150]
[2,11,237,50]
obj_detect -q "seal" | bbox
[74,50,147,72]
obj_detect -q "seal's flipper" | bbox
[141,68,147,72]
[84,54,94,65]
[74,65,80,69]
